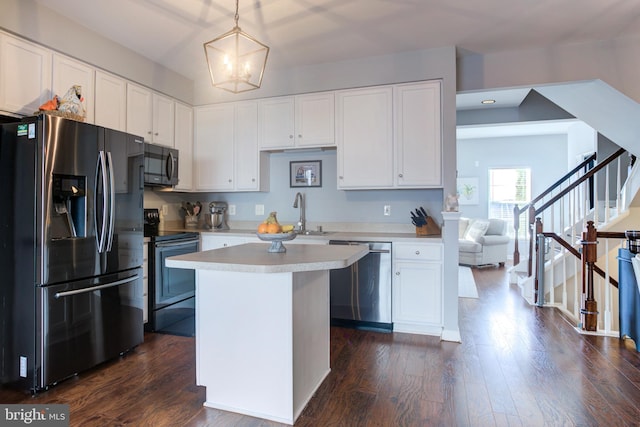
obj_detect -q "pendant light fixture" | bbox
[203,0,269,93]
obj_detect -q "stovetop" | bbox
[144,208,199,241]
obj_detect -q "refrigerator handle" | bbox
[166,151,174,180]
[54,275,140,298]
[106,151,115,251]
[95,151,108,253]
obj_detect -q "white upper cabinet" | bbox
[195,104,234,191]
[195,101,266,192]
[394,81,442,187]
[95,70,127,131]
[173,102,194,191]
[152,93,175,147]
[258,96,294,149]
[337,81,443,190]
[295,92,335,148]
[336,86,394,189]
[52,54,95,123]
[259,92,335,150]
[126,83,153,140]
[126,83,175,146]
[0,33,52,115]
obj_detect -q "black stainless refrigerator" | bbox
[0,114,145,392]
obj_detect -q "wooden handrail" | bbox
[541,231,619,288]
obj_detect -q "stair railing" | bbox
[513,148,626,276]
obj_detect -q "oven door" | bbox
[153,239,198,309]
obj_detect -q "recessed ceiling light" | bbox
[481,99,496,105]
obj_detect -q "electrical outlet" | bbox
[161,205,169,216]
[384,205,391,216]
[228,204,236,215]
[255,204,265,216]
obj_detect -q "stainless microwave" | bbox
[144,144,179,187]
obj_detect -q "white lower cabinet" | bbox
[392,242,443,336]
[201,235,253,251]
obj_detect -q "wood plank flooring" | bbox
[3,266,640,426]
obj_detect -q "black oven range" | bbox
[144,209,199,336]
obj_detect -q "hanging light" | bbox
[203,0,269,93]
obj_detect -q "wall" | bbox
[457,134,569,219]
[458,35,640,104]
[0,0,192,103]
[145,149,443,232]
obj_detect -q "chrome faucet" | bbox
[292,192,306,233]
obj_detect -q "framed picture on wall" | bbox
[290,160,322,187]
[457,177,479,205]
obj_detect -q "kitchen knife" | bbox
[420,207,428,218]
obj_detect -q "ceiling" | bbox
[36,0,640,86]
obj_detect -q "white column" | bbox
[441,211,462,342]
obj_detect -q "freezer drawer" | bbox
[38,268,143,390]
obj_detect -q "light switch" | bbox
[255,204,264,216]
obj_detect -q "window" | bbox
[489,168,531,238]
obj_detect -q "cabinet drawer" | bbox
[394,242,442,261]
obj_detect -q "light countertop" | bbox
[166,242,369,273]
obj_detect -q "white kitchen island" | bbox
[166,242,368,425]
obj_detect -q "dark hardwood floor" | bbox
[3,266,640,426]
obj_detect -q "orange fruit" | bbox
[266,223,281,234]
[257,223,268,234]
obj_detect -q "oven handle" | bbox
[368,249,390,254]
[54,275,140,298]
[155,239,200,248]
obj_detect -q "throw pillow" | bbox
[464,219,490,242]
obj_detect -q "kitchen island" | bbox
[166,242,368,425]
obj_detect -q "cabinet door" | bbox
[258,96,295,149]
[234,101,260,191]
[152,93,175,147]
[126,83,153,141]
[52,54,95,123]
[194,105,234,191]
[295,92,335,148]
[395,81,442,187]
[0,34,52,115]
[174,102,194,191]
[95,70,127,131]
[393,261,443,327]
[336,87,393,189]
[200,235,248,251]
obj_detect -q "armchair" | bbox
[459,218,509,267]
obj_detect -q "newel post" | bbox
[527,205,536,276]
[533,217,543,304]
[580,221,599,332]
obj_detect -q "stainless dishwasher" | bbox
[329,240,392,332]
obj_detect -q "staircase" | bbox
[510,147,633,336]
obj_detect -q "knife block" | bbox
[415,217,441,236]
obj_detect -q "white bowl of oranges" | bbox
[256,212,296,253]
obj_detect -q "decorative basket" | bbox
[416,217,441,236]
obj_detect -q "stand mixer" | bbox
[206,201,230,231]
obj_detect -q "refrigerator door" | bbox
[101,128,144,274]
[37,269,143,390]
[40,114,102,285]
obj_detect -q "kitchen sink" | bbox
[296,230,331,236]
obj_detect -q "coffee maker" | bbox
[206,201,230,231]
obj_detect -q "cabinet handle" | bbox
[395,271,400,276]
[289,135,294,139]
[147,131,152,135]
[155,132,159,136]
[252,178,256,182]
[339,176,343,180]
[398,173,403,178]
[298,134,302,138]
[415,251,420,255]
